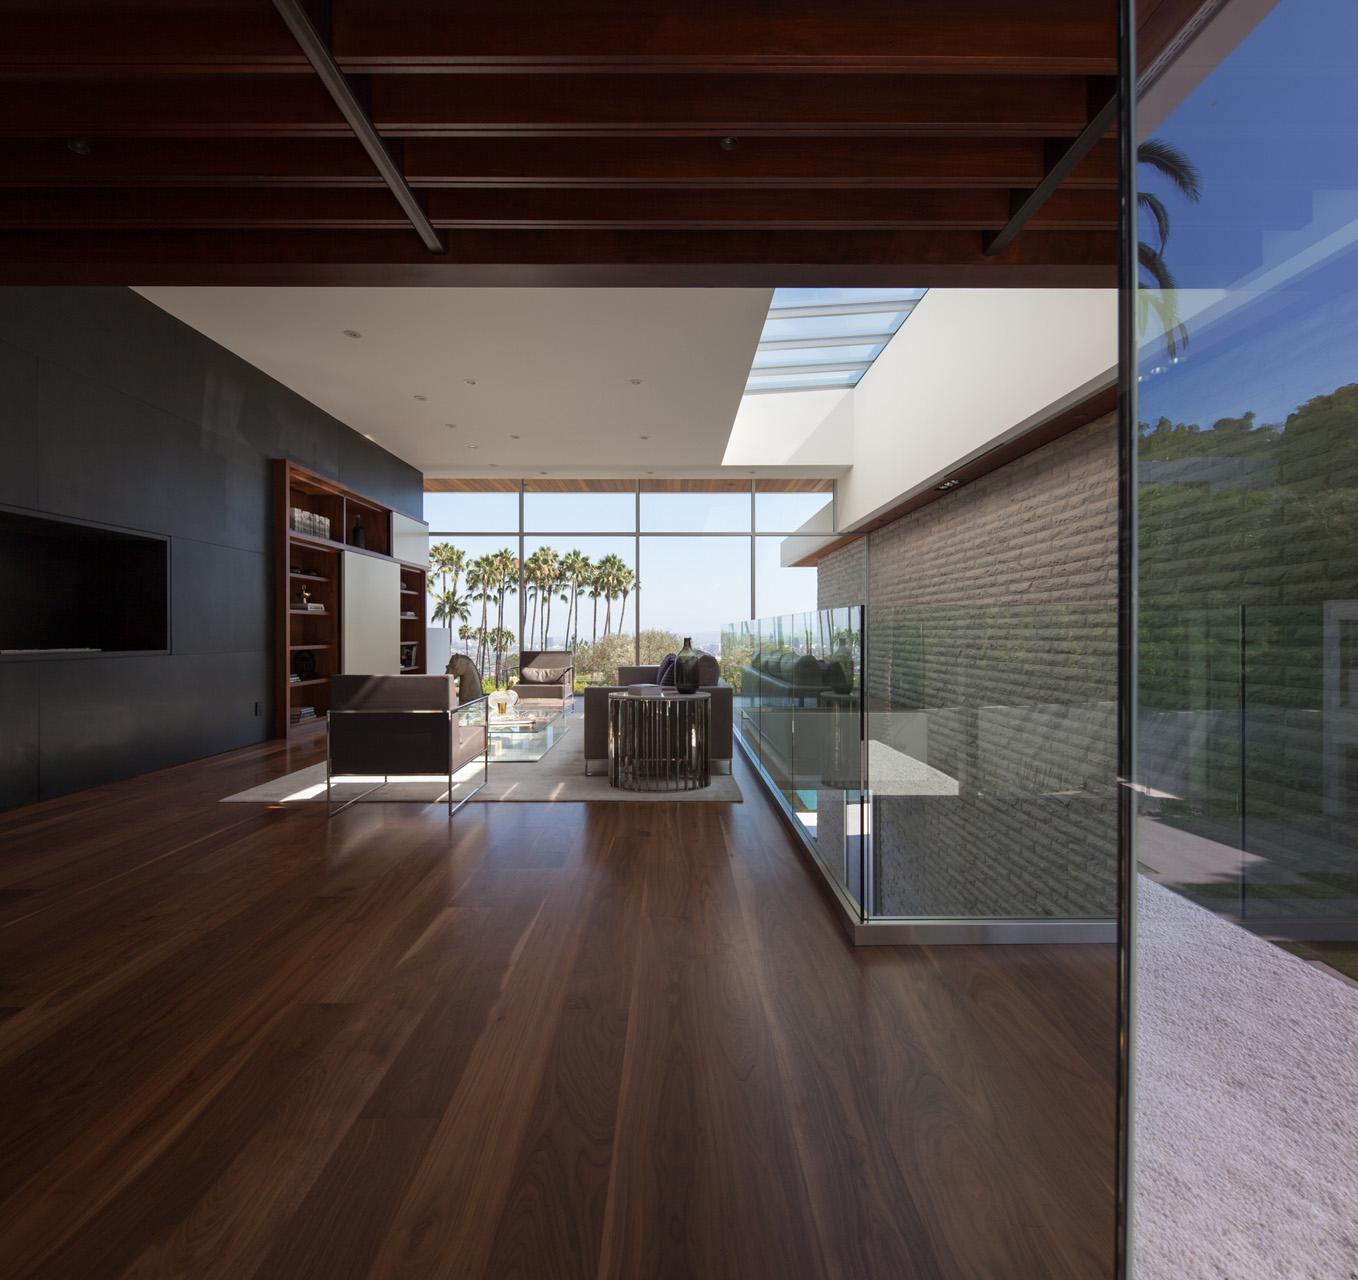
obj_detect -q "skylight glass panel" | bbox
[744,287,926,395]
[749,342,886,368]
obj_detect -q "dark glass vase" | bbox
[351,513,366,548]
[674,637,700,693]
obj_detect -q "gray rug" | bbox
[1134,873,1358,1278]
[222,717,741,805]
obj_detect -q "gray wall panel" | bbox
[171,539,270,657]
[339,429,425,520]
[39,366,271,552]
[0,664,40,810]
[0,341,39,510]
[37,651,270,798]
[0,286,423,809]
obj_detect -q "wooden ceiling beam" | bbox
[0,72,1100,139]
[0,0,1116,74]
[0,186,1115,231]
[0,226,1117,284]
[0,136,1119,190]
[0,138,384,187]
[370,73,1097,138]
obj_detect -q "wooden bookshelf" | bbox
[273,459,427,738]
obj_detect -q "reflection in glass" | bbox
[1136,0,1358,936]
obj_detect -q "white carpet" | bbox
[222,714,740,805]
[1134,874,1358,1279]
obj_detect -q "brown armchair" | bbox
[516,650,575,705]
[327,674,488,817]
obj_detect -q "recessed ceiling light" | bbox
[647,471,654,475]
[629,378,643,386]
[937,478,961,490]
[720,136,740,151]
[510,434,520,439]
[639,435,649,440]
[539,471,547,475]
[413,394,427,401]
[342,329,361,339]
[467,444,478,449]
[464,379,477,385]
[444,423,457,429]
[489,463,497,467]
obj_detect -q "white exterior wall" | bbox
[833,289,1117,530]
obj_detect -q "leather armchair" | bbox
[327,674,488,817]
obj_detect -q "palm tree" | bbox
[616,565,637,637]
[1137,138,1202,359]
[594,553,627,636]
[432,588,470,632]
[589,565,603,643]
[467,555,494,673]
[559,550,591,650]
[490,547,519,687]
[428,541,465,600]
[539,549,563,646]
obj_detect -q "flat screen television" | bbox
[0,508,169,655]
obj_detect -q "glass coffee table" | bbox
[486,703,568,762]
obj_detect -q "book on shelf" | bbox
[289,673,301,684]
[290,707,317,723]
[305,602,326,612]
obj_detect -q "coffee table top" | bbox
[488,705,563,733]
[486,703,568,762]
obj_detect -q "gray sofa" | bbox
[583,661,733,775]
[516,649,575,704]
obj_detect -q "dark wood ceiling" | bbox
[0,1,1191,286]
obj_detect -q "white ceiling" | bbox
[135,286,789,478]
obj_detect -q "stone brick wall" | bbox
[818,413,1120,919]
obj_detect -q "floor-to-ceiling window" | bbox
[1131,1,1358,1274]
[424,477,830,688]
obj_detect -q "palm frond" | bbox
[1136,139,1203,204]
[1138,191,1172,252]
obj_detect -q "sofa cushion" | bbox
[792,654,822,686]
[696,652,721,685]
[520,665,568,683]
[657,653,677,686]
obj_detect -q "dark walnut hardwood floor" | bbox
[0,730,1117,1279]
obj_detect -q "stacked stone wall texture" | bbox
[818,414,1120,918]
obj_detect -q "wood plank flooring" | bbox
[0,731,1117,1279]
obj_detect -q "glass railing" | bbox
[1139,603,1358,934]
[721,608,867,911]
[724,602,1120,926]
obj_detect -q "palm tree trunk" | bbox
[592,594,599,644]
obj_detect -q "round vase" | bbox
[675,637,700,693]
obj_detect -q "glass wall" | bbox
[426,478,830,688]
[1135,0,1358,944]
[1132,1,1358,1274]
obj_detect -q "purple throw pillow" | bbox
[657,653,677,686]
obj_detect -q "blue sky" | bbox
[1138,0,1358,430]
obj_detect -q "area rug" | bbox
[222,714,741,805]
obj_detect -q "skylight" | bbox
[744,287,927,394]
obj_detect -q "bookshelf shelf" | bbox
[274,459,428,739]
